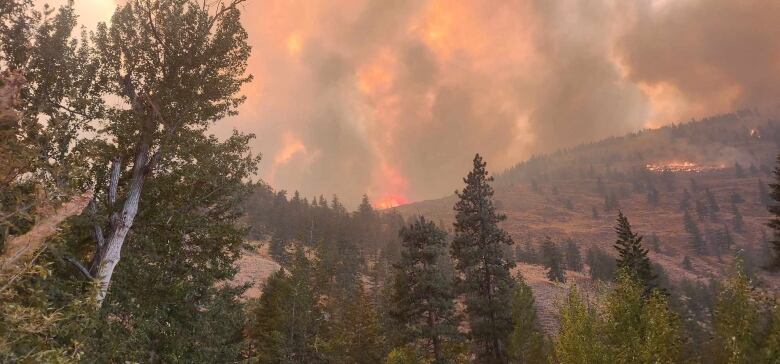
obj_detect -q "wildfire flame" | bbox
[376,194,408,209]
[645,160,725,173]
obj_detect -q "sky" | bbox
[44,0,780,208]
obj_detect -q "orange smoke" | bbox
[273,132,306,166]
[286,32,303,56]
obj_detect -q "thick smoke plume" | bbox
[49,0,780,206]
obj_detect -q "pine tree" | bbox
[564,240,584,272]
[722,225,734,250]
[247,251,324,363]
[768,154,780,270]
[324,286,385,363]
[690,178,700,192]
[682,256,693,271]
[646,185,659,207]
[683,210,706,254]
[508,277,547,363]
[354,194,380,253]
[613,211,656,293]
[705,188,720,212]
[732,202,745,233]
[391,216,460,364]
[680,188,692,211]
[451,154,515,363]
[541,238,566,283]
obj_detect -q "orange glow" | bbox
[356,52,395,96]
[376,194,408,209]
[286,32,303,56]
[273,132,306,167]
[369,161,409,209]
[646,160,725,173]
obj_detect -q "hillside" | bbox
[394,110,780,329]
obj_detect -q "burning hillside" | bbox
[645,160,725,173]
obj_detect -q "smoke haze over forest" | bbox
[48,0,780,207]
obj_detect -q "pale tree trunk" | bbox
[89,74,162,305]
[93,143,150,304]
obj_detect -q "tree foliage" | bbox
[451,154,515,363]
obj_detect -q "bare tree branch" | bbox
[65,256,94,280]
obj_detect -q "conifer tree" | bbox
[768,154,780,270]
[732,202,745,233]
[680,188,692,211]
[508,278,547,364]
[721,225,734,250]
[564,240,584,272]
[613,211,656,293]
[705,188,720,212]
[391,216,459,363]
[646,185,659,207]
[517,240,539,265]
[541,238,566,283]
[247,251,324,363]
[683,210,706,254]
[682,256,693,271]
[451,154,515,363]
[324,286,385,363]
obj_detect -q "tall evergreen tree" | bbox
[324,286,385,364]
[247,251,324,363]
[683,210,706,254]
[613,211,656,293]
[541,239,566,283]
[451,154,515,363]
[391,216,460,363]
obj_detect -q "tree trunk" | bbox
[94,140,150,304]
